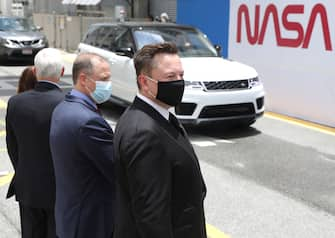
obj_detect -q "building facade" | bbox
[1,0,177,21]
[1,0,34,17]
[23,0,173,20]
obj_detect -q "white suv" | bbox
[77,22,265,126]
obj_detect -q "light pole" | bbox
[126,0,134,18]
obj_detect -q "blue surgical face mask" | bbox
[90,80,112,104]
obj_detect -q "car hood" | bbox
[180,57,258,81]
[0,31,45,40]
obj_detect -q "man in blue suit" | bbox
[50,53,114,238]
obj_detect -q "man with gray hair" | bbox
[6,48,65,238]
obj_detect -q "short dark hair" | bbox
[72,53,107,84]
[134,42,178,78]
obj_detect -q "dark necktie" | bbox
[169,113,184,136]
[96,107,102,115]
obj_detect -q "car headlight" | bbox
[39,36,48,45]
[184,80,204,90]
[249,77,261,87]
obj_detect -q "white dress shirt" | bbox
[137,93,170,121]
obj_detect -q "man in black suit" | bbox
[113,42,207,238]
[6,48,65,238]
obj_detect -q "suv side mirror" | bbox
[214,44,222,57]
[115,47,134,58]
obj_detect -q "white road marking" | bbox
[0,99,7,109]
[191,141,217,147]
[234,162,245,168]
[214,139,235,144]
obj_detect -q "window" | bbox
[115,30,134,49]
[100,26,127,51]
[95,26,114,48]
[133,30,164,49]
[133,27,217,57]
[0,18,35,31]
[83,27,99,46]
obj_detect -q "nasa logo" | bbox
[236,3,332,51]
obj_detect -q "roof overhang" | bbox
[62,0,101,5]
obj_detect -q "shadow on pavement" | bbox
[185,123,261,139]
[0,60,33,67]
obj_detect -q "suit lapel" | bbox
[132,97,178,137]
[132,96,207,196]
[132,97,197,161]
[131,97,207,195]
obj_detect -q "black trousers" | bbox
[19,203,56,238]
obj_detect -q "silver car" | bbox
[0,16,48,62]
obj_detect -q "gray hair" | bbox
[34,48,64,79]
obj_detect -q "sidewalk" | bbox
[59,49,77,64]
[0,103,19,237]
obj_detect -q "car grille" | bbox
[203,80,249,91]
[175,103,197,116]
[9,39,40,46]
[199,103,255,118]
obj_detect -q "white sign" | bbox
[229,0,335,127]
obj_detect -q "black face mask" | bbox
[147,77,185,106]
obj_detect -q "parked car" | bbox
[0,16,48,62]
[77,22,265,126]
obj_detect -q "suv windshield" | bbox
[0,18,36,32]
[133,27,218,57]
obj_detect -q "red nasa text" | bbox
[236,3,332,51]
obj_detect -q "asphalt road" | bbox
[1,60,335,238]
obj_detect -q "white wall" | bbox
[229,0,335,127]
[0,0,12,16]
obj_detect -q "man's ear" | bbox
[32,66,37,76]
[77,72,87,87]
[73,73,87,92]
[138,74,148,90]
